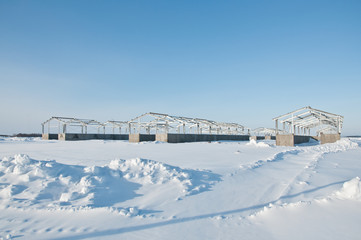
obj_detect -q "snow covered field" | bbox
[1,137,361,240]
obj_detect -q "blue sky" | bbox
[1,0,360,135]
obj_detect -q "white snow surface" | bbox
[1,137,361,239]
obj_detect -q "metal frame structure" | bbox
[42,117,106,134]
[128,112,248,135]
[252,127,284,136]
[273,106,343,136]
[42,112,249,136]
[104,121,129,134]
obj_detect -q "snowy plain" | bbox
[0,137,361,240]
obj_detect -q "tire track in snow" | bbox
[277,139,359,199]
[235,139,359,217]
[239,149,301,170]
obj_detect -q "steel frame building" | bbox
[42,113,249,136]
[42,117,106,134]
[273,106,343,136]
[128,112,248,135]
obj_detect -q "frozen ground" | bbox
[0,137,361,239]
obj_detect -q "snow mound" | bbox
[0,155,220,210]
[108,158,190,184]
[108,158,221,195]
[334,177,361,201]
[311,138,358,153]
[246,139,270,148]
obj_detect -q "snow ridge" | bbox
[240,138,357,170]
[240,149,301,169]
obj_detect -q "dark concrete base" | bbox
[156,133,250,143]
[42,134,58,140]
[320,133,341,144]
[129,134,156,143]
[276,134,311,146]
[58,133,129,141]
[311,136,320,141]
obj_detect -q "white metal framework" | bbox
[252,127,284,136]
[42,113,249,136]
[273,106,343,136]
[128,112,248,135]
[104,121,129,134]
[42,117,106,134]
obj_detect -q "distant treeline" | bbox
[0,133,42,137]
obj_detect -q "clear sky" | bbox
[1,0,360,136]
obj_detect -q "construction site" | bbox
[41,106,344,146]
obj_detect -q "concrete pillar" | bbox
[249,136,257,141]
[320,133,341,144]
[265,135,272,140]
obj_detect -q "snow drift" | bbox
[0,154,220,210]
[334,177,361,201]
